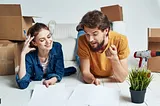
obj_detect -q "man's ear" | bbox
[105,28,110,33]
[104,28,109,36]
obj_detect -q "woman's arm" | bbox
[16,36,35,89]
[45,43,64,84]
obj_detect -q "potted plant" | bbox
[128,68,153,103]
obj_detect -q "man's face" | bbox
[84,26,108,52]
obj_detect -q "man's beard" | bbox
[88,39,105,52]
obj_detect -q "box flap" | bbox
[101,4,120,9]
[101,4,123,21]
[0,4,21,16]
[23,16,40,23]
[23,16,34,23]
[148,28,160,37]
[23,16,41,18]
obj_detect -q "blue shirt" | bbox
[75,30,85,65]
[16,42,76,89]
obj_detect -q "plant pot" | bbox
[129,88,146,103]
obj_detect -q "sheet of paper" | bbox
[68,84,120,106]
[28,83,66,106]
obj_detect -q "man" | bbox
[77,10,130,85]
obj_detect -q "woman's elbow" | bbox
[17,83,29,89]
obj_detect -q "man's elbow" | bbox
[118,78,125,83]
[118,73,128,83]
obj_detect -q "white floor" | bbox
[0,70,160,106]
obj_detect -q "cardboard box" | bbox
[148,42,160,72]
[0,4,34,41]
[12,41,24,69]
[147,28,160,72]
[148,28,160,42]
[0,41,16,75]
[0,40,24,75]
[101,5,123,21]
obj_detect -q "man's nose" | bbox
[89,35,94,42]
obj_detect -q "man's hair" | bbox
[80,10,110,31]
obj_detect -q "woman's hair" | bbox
[80,10,110,31]
[27,23,49,47]
[27,23,49,37]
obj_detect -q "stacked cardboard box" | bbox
[148,28,160,72]
[101,5,123,22]
[0,4,34,75]
[0,42,16,75]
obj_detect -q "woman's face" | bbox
[33,29,53,51]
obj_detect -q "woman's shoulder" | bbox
[26,50,37,57]
[53,41,62,47]
[51,41,62,51]
[50,42,63,55]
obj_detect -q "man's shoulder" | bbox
[109,30,127,40]
[78,35,87,44]
[79,34,86,40]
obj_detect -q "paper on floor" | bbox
[68,84,120,106]
[28,83,66,106]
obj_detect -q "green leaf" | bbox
[128,68,153,91]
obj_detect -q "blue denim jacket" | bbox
[16,42,76,89]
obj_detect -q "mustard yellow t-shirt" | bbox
[77,31,130,77]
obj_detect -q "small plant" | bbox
[128,68,153,91]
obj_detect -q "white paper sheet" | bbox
[28,83,66,106]
[68,84,120,106]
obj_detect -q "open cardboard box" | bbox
[148,28,160,72]
[0,4,35,41]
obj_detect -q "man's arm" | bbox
[110,58,128,82]
[80,58,100,85]
[105,45,128,82]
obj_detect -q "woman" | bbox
[16,23,76,89]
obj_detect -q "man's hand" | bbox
[82,72,100,85]
[43,77,57,88]
[105,45,118,60]
[91,78,100,85]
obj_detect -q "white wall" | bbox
[1,0,160,54]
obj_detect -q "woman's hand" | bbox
[43,77,57,88]
[22,35,36,55]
